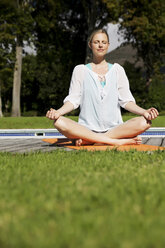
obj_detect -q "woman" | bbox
[46,29,159,146]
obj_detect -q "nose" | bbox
[98,42,103,47]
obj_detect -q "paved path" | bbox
[0,137,164,154]
[0,138,72,153]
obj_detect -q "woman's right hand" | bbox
[46,108,61,120]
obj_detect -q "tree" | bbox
[31,0,74,113]
[0,0,124,115]
[0,0,34,116]
[21,54,38,114]
[31,0,113,113]
[104,0,165,86]
[0,0,15,116]
[11,0,34,116]
[60,0,118,62]
[31,0,120,114]
[0,67,13,116]
[0,80,3,117]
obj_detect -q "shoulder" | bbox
[71,64,85,82]
[72,64,85,74]
[113,63,125,72]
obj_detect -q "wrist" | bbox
[56,109,63,116]
[141,111,146,116]
[141,109,147,116]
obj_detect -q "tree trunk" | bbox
[11,46,22,117]
[0,79,3,117]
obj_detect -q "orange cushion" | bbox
[42,139,165,151]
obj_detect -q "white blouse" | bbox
[64,63,135,132]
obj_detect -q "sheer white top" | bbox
[64,63,135,132]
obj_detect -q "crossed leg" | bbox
[54,116,151,146]
[105,116,151,139]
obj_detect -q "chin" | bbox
[96,53,106,57]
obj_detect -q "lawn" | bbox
[0,115,165,129]
[0,116,165,247]
[0,150,165,248]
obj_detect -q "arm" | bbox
[125,102,159,121]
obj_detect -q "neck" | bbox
[92,56,106,65]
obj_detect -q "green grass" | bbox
[122,115,165,127]
[0,115,165,129]
[0,150,165,248]
[0,117,54,129]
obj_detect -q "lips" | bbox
[97,49,104,52]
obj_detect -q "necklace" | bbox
[98,74,106,87]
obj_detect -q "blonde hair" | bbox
[88,29,109,44]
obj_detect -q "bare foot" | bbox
[117,137,142,146]
[75,139,82,146]
[75,139,93,146]
[75,137,142,146]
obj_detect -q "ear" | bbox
[88,42,92,49]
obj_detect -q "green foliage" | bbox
[0,1,16,114]
[24,0,119,113]
[124,61,165,111]
[0,0,34,50]
[102,0,119,21]
[0,68,13,113]
[0,150,165,247]
[120,0,165,80]
[0,0,165,115]
[147,75,165,111]
[35,51,73,113]
[0,0,35,116]
[124,61,146,106]
[104,0,165,82]
[21,55,39,113]
[30,0,85,113]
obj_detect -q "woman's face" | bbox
[89,33,109,57]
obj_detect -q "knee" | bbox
[54,116,68,132]
[137,116,151,132]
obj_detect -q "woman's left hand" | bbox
[143,107,159,120]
